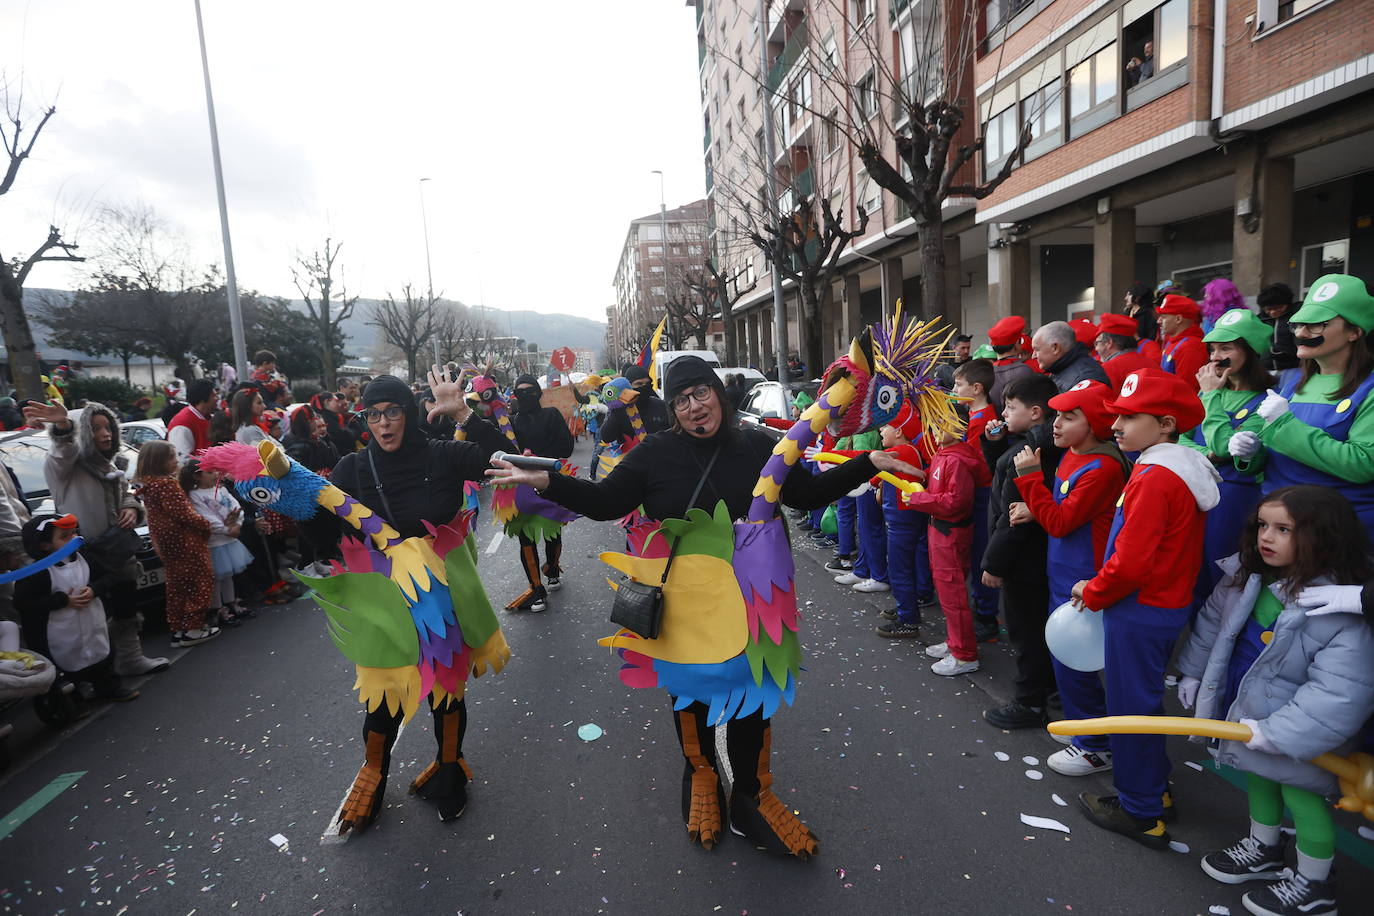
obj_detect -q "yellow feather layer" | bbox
[353,665,423,722]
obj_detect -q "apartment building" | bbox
[610,200,710,357]
[690,0,1373,368]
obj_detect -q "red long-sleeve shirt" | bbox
[1160,326,1207,391]
[902,440,988,522]
[1014,449,1125,564]
[1081,462,1207,610]
[965,404,998,443]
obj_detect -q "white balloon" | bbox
[1045,600,1105,672]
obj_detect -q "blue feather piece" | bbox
[405,570,455,643]
[655,655,796,726]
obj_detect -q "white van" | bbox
[652,350,721,395]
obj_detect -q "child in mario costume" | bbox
[1156,295,1208,391]
[1070,369,1220,848]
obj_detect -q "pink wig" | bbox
[1201,278,1246,324]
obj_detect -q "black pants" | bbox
[671,701,768,796]
[1000,574,1056,707]
[297,507,342,566]
[515,533,561,586]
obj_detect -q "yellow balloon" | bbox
[812,451,926,493]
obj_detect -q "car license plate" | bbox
[136,566,165,589]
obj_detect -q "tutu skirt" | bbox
[210,539,254,578]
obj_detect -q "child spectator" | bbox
[1156,294,1208,391]
[833,429,888,593]
[186,460,256,625]
[1176,486,1374,916]
[15,514,137,702]
[904,404,992,673]
[1071,369,1220,848]
[823,434,858,575]
[134,441,220,647]
[1011,382,1129,750]
[874,403,932,636]
[953,357,1001,640]
[980,375,1062,717]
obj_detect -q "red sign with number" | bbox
[551,347,575,372]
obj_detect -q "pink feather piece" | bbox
[626,519,669,559]
[616,645,660,689]
[745,582,799,645]
[197,442,268,480]
[422,510,474,559]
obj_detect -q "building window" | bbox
[1022,79,1062,142]
[823,109,841,158]
[646,245,663,257]
[982,105,1018,172]
[857,70,878,120]
[985,0,1035,35]
[1300,240,1348,294]
[1069,43,1117,120]
[650,265,664,274]
[1124,0,1187,89]
[1278,0,1326,23]
[651,286,666,296]
[853,0,873,25]
[822,36,839,73]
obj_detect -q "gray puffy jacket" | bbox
[1176,554,1374,794]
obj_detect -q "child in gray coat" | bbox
[1176,485,1374,916]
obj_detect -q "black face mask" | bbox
[515,389,541,407]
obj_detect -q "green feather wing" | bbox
[444,545,500,650]
[645,502,734,563]
[302,571,419,668]
[745,627,801,690]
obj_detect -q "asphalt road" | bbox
[2,437,1371,915]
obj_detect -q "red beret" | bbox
[1069,318,1099,346]
[1097,313,1138,338]
[1156,294,1201,322]
[1049,380,1116,440]
[1104,368,1205,432]
[892,400,924,442]
[987,316,1027,347]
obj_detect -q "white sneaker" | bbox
[931,655,980,676]
[925,641,951,659]
[852,578,890,593]
[1050,732,1072,745]
[1047,744,1114,776]
[833,572,862,585]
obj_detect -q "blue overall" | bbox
[969,486,999,619]
[1047,459,1109,753]
[1099,466,1193,820]
[1221,616,1269,718]
[834,494,857,558]
[1193,392,1266,603]
[1262,369,1374,537]
[852,485,888,583]
[884,481,933,623]
[1160,337,1189,374]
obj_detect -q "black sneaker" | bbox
[546,576,562,592]
[511,587,548,612]
[878,609,898,621]
[1242,872,1335,916]
[1077,793,1171,850]
[983,701,1048,730]
[1201,835,1288,885]
[876,621,921,638]
[824,556,854,572]
[974,616,1000,643]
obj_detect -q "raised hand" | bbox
[425,364,473,425]
[22,400,69,429]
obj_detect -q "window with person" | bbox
[1124,0,1187,88]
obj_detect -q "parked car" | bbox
[0,430,166,602]
[735,380,820,442]
[714,367,766,394]
[66,408,166,448]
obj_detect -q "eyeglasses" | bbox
[362,405,405,423]
[1288,320,1329,335]
[671,384,713,410]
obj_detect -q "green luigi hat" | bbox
[1203,308,1272,355]
[1289,274,1374,332]
[971,344,998,359]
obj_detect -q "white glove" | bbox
[1297,584,1365,617]
[1240,718,1280,754]
[1257,388,1290,423]
[847,482,872,498]
[1227,430,1261,460]
[1177,676,1200,710]
[802,443,822,461]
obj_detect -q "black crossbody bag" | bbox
[609,444,721,640]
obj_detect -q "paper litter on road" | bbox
[1022,756,1039,766]
[1184,760,1205,771]
[577,723,603,741]
[1019,813,1070,833]
[1051,794,1067,807]
[1025,769,1044,780]
[485,531,505,556]
[993,751,1010,761]
[1169,840,1190,854]
[269,833,289,851]
[1208,907,1230,915]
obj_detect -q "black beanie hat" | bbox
[361,375,425,454]
[514,374,542,394]
[664,355,719,399]
[623,365,649,383]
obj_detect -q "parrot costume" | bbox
[198,436,510,833]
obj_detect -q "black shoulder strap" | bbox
[659,444,721,585]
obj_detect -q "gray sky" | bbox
[3,0,706,323]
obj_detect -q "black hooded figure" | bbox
[326,374,509,833]
[599,364,670,446]
[505,374,575,611]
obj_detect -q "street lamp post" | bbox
[756,0,788,383]
[419,177,441,370]
[193,0,248,381]
[651,170,673,350]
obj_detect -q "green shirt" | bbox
[1199,388,1268,475]
[1260,372,1374,483]
[1253,579,1283,629]
[850,430,882,450]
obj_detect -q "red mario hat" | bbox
[1156,294,1201,323]
[1103,368,1205,432]
[891,401,924,442]
[1096,313,1138,338]
[1069,318,1099,346]
[987,316,1027,348]
[1049,380,1116,440]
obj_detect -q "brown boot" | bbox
[726,716,819,859]
[339,728,392,834]
[506,542,546,610]
[673,704,724,849]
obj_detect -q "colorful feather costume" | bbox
[600,303,960,726]
[197,439,510,722]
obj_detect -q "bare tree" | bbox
[0,78,83,399]
[367,284,437,382]
[292,238,356,389]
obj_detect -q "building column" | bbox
[745,312,759,367]
[1233,148,1294,298]
[988,237,1031,324]
[881,257,903,317]
[841,273,863,344]
[1093,206,1135,315]
[943,235,963,328]
[760,308,774,367]
[820,281,838,365]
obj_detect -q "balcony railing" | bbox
[765,19,809,93]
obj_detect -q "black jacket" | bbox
[331,415,507,539]
[15,549,117,660]
[511,405,574,458]
[980,419,1061,581]
[282,432,340,473]
[543,425,876,523]
[599,392,671,445]
[1045,342,1110,392]
[1261,310,1300,371]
